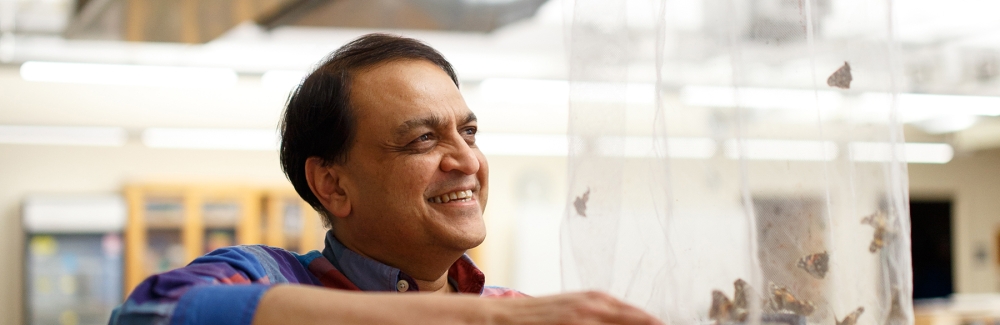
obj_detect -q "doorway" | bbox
[909,200,953,299]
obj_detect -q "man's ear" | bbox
[304,157,351,218]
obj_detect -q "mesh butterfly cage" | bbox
[559,1,914,325]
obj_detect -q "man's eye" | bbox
[462,127,477,145]
[416,134,432,142]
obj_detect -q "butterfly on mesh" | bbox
[573,188,590,217]
[888,286,906,323]
[709,279,752,325]
[861,211,893,253]
[767,283,815,316]
[835,307,864,325]
[796,251,830,279]
[827,62,853,89]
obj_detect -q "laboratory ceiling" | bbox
[1,0,999,151]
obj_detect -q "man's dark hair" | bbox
[279,33,459,227]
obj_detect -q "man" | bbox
[110,34,662,325]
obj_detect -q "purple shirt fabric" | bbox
[108,232,525,325]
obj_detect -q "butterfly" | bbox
[573,188,590,217]
[887,286,906,323]
[861,211,893,253]
[797,251,830,279]
[710,290,739,325]
[835,307,864,325]
[827,62,852,89]
[732,279,752,311]
[767,283,815,316]
[709,279,752,325]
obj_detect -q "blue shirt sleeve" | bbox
[109,247,281,325]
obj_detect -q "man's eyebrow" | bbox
[462,112,477,125]
[393,113,478,137]
[394,115,446,137]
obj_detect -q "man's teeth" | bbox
[428,190,474,203]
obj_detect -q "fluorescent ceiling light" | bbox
[480,78,567,105]
[20,61,238,88]
[665,138,717,158]
[681,86,1000,128]
[476,134,716,158]
[142,128,278,151]
[899,94,1000,117]
[476,133,567,157]
[574,82,655,104]
[850,142,953,164]
[900,143,954,164]
[0,125,126,146]
[480,78,655,105]
[859,93,1000,122]
[598,136,716,158]
[261,70,307,91]
[912,115,979,134]
[476,133,951,164]
[680,86,842,111]
[725,139,838,161]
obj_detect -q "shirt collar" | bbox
[321,231,485,294]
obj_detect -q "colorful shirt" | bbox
[109,233,525,325]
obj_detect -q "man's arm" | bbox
[111,245,662,325]
[109,247,281,325]
[253,285,664,325]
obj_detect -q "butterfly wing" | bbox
[797,252,830,279]
[827,62,853,89]
[836,307,865,325]
[573,188,590,217]
[710,290,734,322]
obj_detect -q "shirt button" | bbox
[396,280,409,292]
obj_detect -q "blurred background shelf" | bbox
[262,190,322,254]
[121,184,333,293]
[914,295,1000,325]
[22,195,126,325]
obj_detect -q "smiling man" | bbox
[109,34,662,325]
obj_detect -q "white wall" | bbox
[909,149,1000,294]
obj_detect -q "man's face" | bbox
[337,59,488,258]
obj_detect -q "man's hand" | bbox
[253,285,663,325]
[490,291,664,325]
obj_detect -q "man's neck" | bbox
[413,274,453,294]
[333,229,462,293]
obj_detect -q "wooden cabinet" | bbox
[122,184,484,293]
[262,190,325,254]
[124,184,275,293]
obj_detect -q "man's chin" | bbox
[453,233,487,252]
[439,222,487,251]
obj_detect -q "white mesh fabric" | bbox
[561,1,914,325]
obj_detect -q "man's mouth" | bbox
[427,189,474,203]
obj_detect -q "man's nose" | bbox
[440,134,480,175]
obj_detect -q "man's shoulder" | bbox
[482,286,531,298]
[219,244,315,259]
[202,244,305,263]
[198,245,323,284]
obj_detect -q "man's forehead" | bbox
[350,60,460,109]
[352,59,452,91]
[347,60,473,138]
